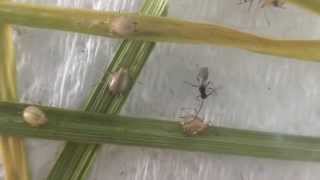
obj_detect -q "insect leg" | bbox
[180,107,198,115]
[205,80,216,90]
[207,87,219,96]
[194,100,204,118]
[184,81,198,88]
[195,94,202,102]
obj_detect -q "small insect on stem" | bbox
[108,67,130,96]
[184,67,218,101]
[180,115,209,136]
[111,16,137,36]
[23,106,48,127]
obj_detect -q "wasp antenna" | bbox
[184,81,198,87]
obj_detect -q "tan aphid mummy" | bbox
[180,115,209,136]
[109,67,130,96]
[23,106,48,127]
[261,0,287,8]
[111,16,137,36]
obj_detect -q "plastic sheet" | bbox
[12,0,320,179]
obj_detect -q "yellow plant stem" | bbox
[0,20,29,180]
[0,2,319,61]
[288,0,320,15]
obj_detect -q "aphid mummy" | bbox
[109,67,130,96]
[111,16,137,36]
[180,115,209,136]
[23,106,48,127]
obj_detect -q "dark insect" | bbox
[184,67,217,101]
[183,67,218,117]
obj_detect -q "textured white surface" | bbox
[11,0,320,179]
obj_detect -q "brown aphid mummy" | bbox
[260,0,287,8]
[108,67,130,96]
[111,16,137,36]
[180,115,209,136]
[23,106,48,127]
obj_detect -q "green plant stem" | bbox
[2,101,320,162]
[47,0,168,179]
[0,2,319,61]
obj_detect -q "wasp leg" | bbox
[207,87,218,96]
[195,94,203,102]
[184,81,198,88]
[205,81,217,94]
[179,107,198,115]
[194,100,204,117]
[205,80,213,87]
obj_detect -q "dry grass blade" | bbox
[288,0,320,15]
[0,17,30,180]
[0,1,320,61]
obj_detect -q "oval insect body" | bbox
[111,16,137,36]
[199,86,208,99]
[23,106,48,127]
[109,67,130,96]
[180,115,209,136]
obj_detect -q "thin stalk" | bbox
[0,14,29,180]
[0,2,319,61]
[2,101,320,162]
[47,0,168,179]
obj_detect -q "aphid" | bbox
[180,115,209,136]
[185,67,217,101]
[108,67,130,96]
[23,106,48,127]
[111,16,137,36]
[180,99,205,120]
